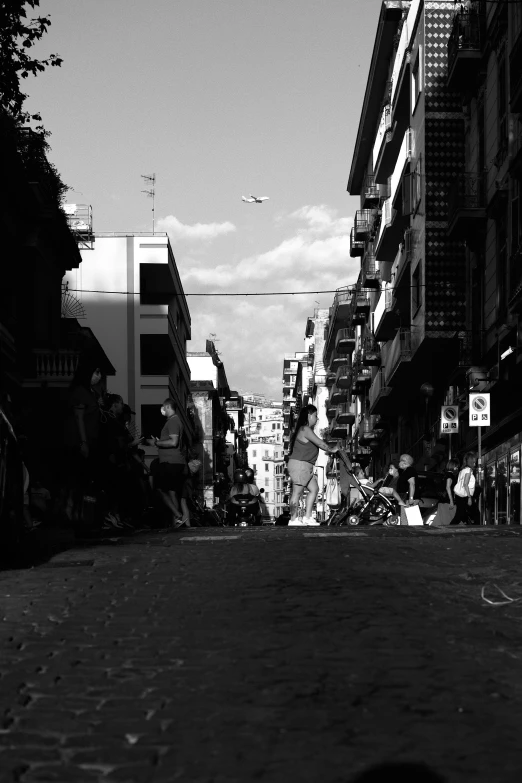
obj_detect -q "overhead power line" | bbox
[66,283,451,297]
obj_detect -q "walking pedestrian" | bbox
[148,398,185,528]
[450,451,479,525]
[397,454,417,505]
[287,404,338,526]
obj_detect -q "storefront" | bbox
[482,436,521,525]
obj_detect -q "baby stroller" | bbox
[327,450,401,527]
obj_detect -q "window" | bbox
[265,492,270,501]
[412,262,422,316]
[140,334,172,375]
[265,463,269,471]
[411,47,422,112]
[139,264,174,306]
[252,450,257,457]
[264,450,269,458]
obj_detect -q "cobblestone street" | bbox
[1,526,522,783]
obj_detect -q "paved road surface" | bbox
[1,526,522,782]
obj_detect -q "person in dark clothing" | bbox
[397,454,417,504]
[62,359,103,526]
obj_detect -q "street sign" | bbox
[469,392,491,427]
[440,405,459,435]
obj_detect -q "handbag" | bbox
[187,459,202,475]
[400,503,423,526]
[325,476,341,507]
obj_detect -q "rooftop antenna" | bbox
[141,173,156,234]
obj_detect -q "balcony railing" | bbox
[362,337,381,366]
[390,128,415,207]
[373,104,392,175]
[350,227,365,257]
[30,349,80,383]
[362,250,380,289]
[354,209,376,240]
[362,173,380,208]
[369,368,392,413]
[447,173,486,239]
[447,10,483,90]
[335,364,353,389]
[335,328,356,355]
[386,328,414,382]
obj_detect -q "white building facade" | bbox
[63,233,193,448]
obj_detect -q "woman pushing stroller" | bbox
[287,404,338,526]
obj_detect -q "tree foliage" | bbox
[0,0,62,125]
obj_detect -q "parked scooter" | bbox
[228,493,261,526]
[226,468,262,526]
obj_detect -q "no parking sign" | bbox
[469,393,491,427]
[440,405,459,435]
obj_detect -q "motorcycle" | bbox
[227,493,262,526]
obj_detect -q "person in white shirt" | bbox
[450,452,479,526]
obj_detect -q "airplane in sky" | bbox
[242,195,270,203]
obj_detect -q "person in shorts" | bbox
[149,398,186,528]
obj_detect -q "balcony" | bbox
[362,337,381,366]
[335,403,356,426]
[350,227,365,258]
[362,250,380,290]
[335,364,353,390]
[447,10,483,90]
[354,209,376,241]
[329,420,350,440]
[373,104,392,181]
[447,173,486,240]
[375,196,408,263]
[385,328,414,383]
[359,415,383,445]
[369,368,393,415]
[352,365,372,394]
[329,382,348,406]
[325,370,337,387]
[326,400,338,419]
[511,30,522,113]
[390,129,415,210]
[23,348,80,387]
[374,286,397,342]
[335,327,356,355]
[362,173,381,208]
[352,295,370,326]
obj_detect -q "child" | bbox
[371,462,405,506]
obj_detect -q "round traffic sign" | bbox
[472,396,487,412]
[444,407,457,421]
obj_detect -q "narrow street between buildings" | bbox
[1,527,522,783]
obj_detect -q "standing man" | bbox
[150,398,186,528]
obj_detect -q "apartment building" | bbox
[346,0,470,476]
[445,0,522,524]
[187,340,233,504]
[63,234,193,448]
[247,432,286,521]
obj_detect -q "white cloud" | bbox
[180,204,358,399]
[279,204,353,236]
[157,214,236,242]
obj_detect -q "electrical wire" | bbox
[65,283,461,297]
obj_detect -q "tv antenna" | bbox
[141,173,156,234]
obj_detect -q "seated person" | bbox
[370,462,405,506]
[397,454,418,505]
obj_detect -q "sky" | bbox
[26,0,382,400]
